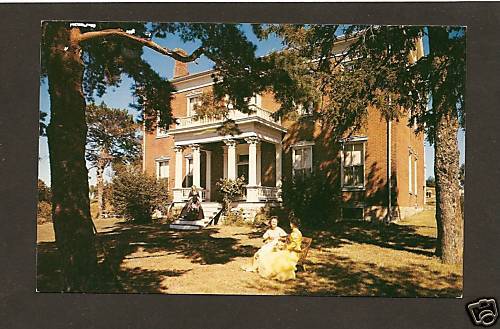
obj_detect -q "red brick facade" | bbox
[144,70,425,221]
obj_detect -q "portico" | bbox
[168,107,286,204]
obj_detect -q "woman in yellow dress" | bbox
[242,216,287,272]
[257,220,303,281]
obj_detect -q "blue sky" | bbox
[38,24,465,186]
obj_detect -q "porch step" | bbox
[169,202,222,230]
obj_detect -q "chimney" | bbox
[173,48,189,79]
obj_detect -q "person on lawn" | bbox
[257,219,303,281]
[179,186,205,221]
[242,216,287,272]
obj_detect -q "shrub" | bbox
[224,208,246,226]
[37,201,52,224]
[216,176,246,214]
[281,171,340,227]
[111,166,169,223]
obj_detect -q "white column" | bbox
[174,146,183,189]
[224,139,237,180]
[245,137,259,186]
[275,142,282,187]
[256,142,262,186]
[205,150,212,200]
[223,146,228,179]
[191,144,201,188]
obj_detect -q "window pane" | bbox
[351,144,363,165]
[303,147,311,169]
[159,161,169,179]
[238,154,249,163]
[294,150,302,169]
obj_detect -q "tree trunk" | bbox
[434,111,463,264]
[46,25,97,291]
[429,27,464,265]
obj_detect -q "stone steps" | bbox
[169,202,223,230]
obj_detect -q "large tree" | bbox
[86,102,140,218]
[41,22,260,291]
[249,25,465,264]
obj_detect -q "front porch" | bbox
[169,111,285,204]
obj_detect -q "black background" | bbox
[0,3,498,329]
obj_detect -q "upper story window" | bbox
[297,101,314,117]
[187,94,202,117]
[292,142,314,177]
[248,94,262,108]
[341,141,365,190]
[156,118,169,138]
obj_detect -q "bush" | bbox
[216,176,245,214]
[37,201,52,224]
[224,208,246,226]
[281,172,340,227]
[111,166,169,223]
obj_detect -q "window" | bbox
[292,143,313,176]
[156,160,169,180]
[156,117,168,137]
[184,157,193,187]
[237,154,249,184]
[297,101,314,117]
[248,94,261,107]
[342,142,365,189]
[408,153,413,194]
[187,95,202,117]
[414,157,418,195]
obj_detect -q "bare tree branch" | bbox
[77,28,204,62]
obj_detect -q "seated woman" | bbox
[256,219,303,282]
[242,216,287,272]
[179,186,205,221]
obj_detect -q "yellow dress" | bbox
[257,228,302,281]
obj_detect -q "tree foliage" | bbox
[111,164,169,223]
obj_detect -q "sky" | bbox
[38,23,465,186]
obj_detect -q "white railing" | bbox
[246,186,280,202]
[175,105,280,129]
[256,186,280,201]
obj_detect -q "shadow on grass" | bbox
[299,220,437,257]
[37,221,257,293]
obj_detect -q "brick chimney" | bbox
[173,48,189,78]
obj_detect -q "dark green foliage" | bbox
[215,177,246,213]
[281,172,340,228]
[111,165,169,223]
[86,102,140,168]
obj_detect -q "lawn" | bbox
[36,207,462,296]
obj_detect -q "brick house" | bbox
[143,42,426,222]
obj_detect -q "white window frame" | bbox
[414,157,418,195]
[156,117,169,138]
[341,140,366,191]
[155,158,170,180]
[186,93,202,117]
[248,93,262,108]
[291,141,314,176]
[408,153,413,195]
[237,153,250,183]
[297,101,314,117]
